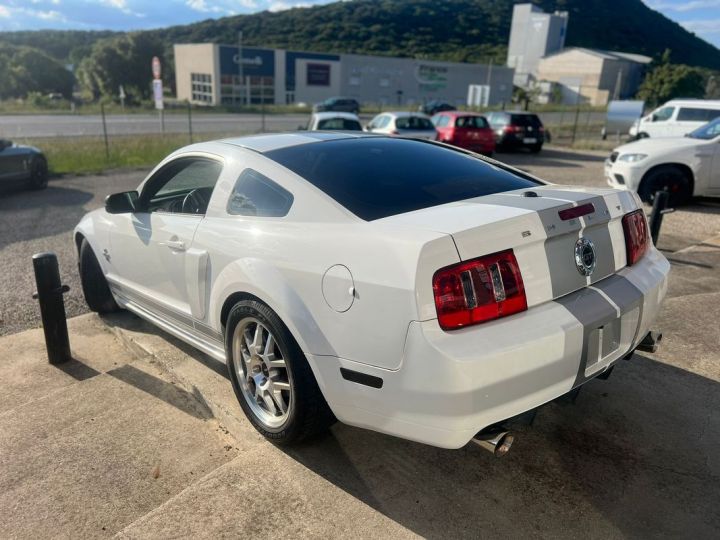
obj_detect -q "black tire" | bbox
[529,143,543,153]
[28,156,48,190]
[639,166,692,207]
[79,238,119,313]
[225,300,335,445]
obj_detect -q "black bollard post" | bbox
[32,252,71,364]
[649,190,670,246]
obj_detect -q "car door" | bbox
[646,106,675,138]
[0,142,29,184]
[106,156,223,325]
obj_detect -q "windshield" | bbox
[317,118,363,131]
[265,138,540,221]
[455,116,489,129]
[688,117,720,140]
[396,116,435,130]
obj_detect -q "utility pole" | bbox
[485,60,493,107]
[237,31,244,107]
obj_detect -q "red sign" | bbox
[152,56,161,80]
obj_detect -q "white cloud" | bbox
[647,0,720,12]
[681,18,720,34]
[99,0,144,17]
[268,1,311,12]
[36,9,65,20]
[0,6,10,17]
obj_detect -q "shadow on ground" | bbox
[282,354,719,538]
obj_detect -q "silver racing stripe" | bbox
[556,274,644,388]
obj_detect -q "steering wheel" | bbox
[181,188,210,215]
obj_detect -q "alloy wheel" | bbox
[232,317,292,428]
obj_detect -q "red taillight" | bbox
[432,249,527,330]
[622,209,649,265]
[504,125,523,133]
[389,129,399,135]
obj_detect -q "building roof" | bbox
[541,47,652,64]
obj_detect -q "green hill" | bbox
[0,0,718,100]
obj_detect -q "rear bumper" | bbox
[308,247,669,449]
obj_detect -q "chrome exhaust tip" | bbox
[472,430,514,457]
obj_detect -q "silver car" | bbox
[365,112,437,140]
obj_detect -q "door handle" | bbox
[162,239,186,251]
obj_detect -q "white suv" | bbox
[608,117,720,205]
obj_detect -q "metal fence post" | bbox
[649,190,670,245]
[187,101,193,143]
[100,103,110,161]
[32,252,71,364]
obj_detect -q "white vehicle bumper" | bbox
[309,248,670,449]
[605,159,646,193]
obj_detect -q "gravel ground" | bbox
[1,146,719,337]
[0,170,144,336]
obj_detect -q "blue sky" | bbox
[0,1,719,49]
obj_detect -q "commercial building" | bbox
[536,48,652,105]
[174,43,514,108]
[506,3,568,87]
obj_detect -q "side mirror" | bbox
[650,114,658,122]
[297,125,306,131]
[105,191,139,214]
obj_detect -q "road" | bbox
[0,111,607,139]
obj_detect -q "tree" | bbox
[0,44,74,99]
[637,62,705,107]
[76,32,165,103]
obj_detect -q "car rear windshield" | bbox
[396,116,435,130]
[317,118,363,131]
[510,114,542,127]
[455,116,489,129]
[265,138,540,221]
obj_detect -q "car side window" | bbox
[143,157,223,215]
[227,168,294,217]
[435,115,450,127]
[652,107,674,122]
[677,108,720,122]
[377,115,391,129]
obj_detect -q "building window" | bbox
[190,72,213,103]
[307,63,330,86]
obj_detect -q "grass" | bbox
[21,132,238,175]
[22,120,620,176]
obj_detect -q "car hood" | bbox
[613,136,702,156]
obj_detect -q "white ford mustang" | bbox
[75,132,669,453]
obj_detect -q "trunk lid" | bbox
[377,185,640,307]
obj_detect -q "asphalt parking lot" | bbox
[1,146,719,537]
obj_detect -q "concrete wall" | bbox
[174,44,219,105]
[334,54,513,107]
[507,3,568,85]
[537,49,647,105]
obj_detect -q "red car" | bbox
[431,111,495,156]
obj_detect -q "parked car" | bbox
[75,133,668,453]
[0,139,48,191]
[486,111,545,152]
[629,99,720,139]
[305,112,363,131]
[432,111,495,156]
[419,100,456,116]
[312,97,360,115]
[606,116,720,205]
[366,112,437,140]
